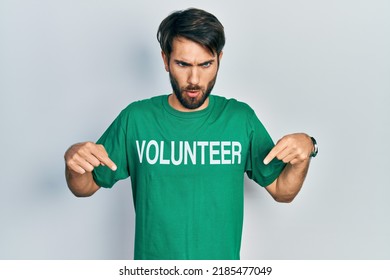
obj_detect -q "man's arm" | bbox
[64,142,117,197]
[263,133,314,203]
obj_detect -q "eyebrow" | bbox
[174,59,215,66]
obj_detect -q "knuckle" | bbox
[64,160,71,167]
[85,165,94,172]
[91,158,101,167]
[77,149,88,159]
[97,144,108,155]
[84,141,94,149]
[65,160,74,169]
[97,144,105,151]
[279,137,288,145]
[68,162,82,173]
[68,154,79,164]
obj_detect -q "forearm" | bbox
[273,158,310,202]
[65,167,100,197]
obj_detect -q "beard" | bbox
[169,72,217,110]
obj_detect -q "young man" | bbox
[64,8,318,260]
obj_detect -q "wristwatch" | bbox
[310,137,318,158]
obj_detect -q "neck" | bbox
[168,94,210,112]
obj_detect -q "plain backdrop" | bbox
[1,0,389,259]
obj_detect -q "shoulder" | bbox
[119,95,166,116]
[213,95,255,117]
[106,95,166,130]
[123,95,164,110]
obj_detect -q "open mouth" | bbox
[185,90,200,98]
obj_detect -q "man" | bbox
[64,8,318,260]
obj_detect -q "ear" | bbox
[218,51,223,63]
[161,51,169,72]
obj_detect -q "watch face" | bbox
[310,137,318,157]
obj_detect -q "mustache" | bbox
[183,85,203,91]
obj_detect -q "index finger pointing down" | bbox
[101,156,117,171]
[263,147,278,165]
[94,152,117,171]
[263,141,287,165]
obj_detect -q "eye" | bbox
[201,62,212,68]
[175,61,189,67]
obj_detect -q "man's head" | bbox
[157,8,225,62]
[157,8,225,111]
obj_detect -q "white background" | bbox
[1,0,389,259]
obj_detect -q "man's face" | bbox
[162,37,223,111]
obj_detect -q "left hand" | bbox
[263,133,313,166]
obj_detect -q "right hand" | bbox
[64,142,117,175]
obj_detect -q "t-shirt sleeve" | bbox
[245,111,286,187]
[92,110,130,188]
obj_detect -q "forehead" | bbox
[170,37,215,61]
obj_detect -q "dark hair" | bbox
[157,8,225,59]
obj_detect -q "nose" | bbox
[187,67,200,85]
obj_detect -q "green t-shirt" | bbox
[93,95,285,260]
